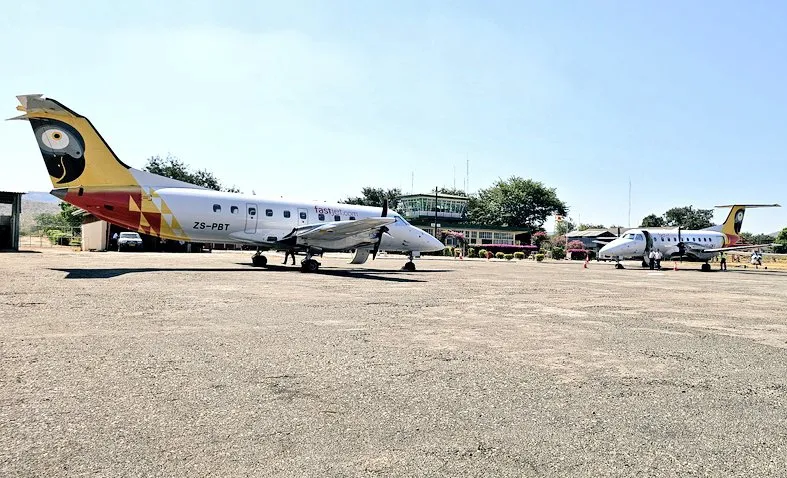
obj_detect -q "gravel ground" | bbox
[2,249,787,477]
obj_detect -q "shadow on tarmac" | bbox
[52,265,449,282]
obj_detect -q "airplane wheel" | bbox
[701,263,711,272]
[252,255,267,267]
[301,259,320,273]
[615,263,625,270]
[402,262,416,272]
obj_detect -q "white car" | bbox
[117,232,144,251]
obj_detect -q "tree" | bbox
[33,202,82,233]
[751,233,775,245]
[567,240,585,250]
[467,176,567,230]
[144,154,240,192]
[554,219,575,236]
[640,214,666,228]
[438,187,467,197]
[341,187,401,210]
[578,223,605,231]
[739,232,754,244]
[663,206,714,230]
[775,228,787,253]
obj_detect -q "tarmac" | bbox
[2,249,787,477]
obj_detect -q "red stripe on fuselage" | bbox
[64,187,147,234]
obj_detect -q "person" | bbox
[111,232,118,250]
[648,249,656,270]
[720,252,727,271]
[655,249,662,270]
[283,249,296,265]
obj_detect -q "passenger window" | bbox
[318,213,325,221]
[334,215,341,222]
[299,212,307,220]
[213,204,221,213]
[230,206,239,214]
[265,209,273,217]
[283,210,291,218]
[349,216,356,221]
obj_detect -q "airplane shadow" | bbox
[52,265,444,283]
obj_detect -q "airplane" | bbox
[599,204,781,271]
[10,94,444,272]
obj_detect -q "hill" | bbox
[20,198,61,233]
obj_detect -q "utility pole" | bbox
[434,186,439,240]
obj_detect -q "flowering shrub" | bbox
[495,252,505,259]
[552,247,566,260]
[567,240,585,251]
[467,247,477,258]
[514,251,525,260]
[533,231,548,246]
[478,249,488,258]
[535,253,545,262]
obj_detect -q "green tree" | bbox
[739,232,754,244]
[640,214,666,228]
[554,219,575,236]
[144,154,240,192]
[59,202,83,229]
[438,187,467,197]
[578,223,605,231]
[467,176,567,230]
[341,187,402,210]
[751,233,775,245]
[775,228,787,253]
[663,206,714,230]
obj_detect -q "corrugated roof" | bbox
[567,229,617,238]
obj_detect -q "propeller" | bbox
[372,199,389,260]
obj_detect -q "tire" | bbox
[301,259,319,273]
[403,262,416,272]
[251,255,268,267]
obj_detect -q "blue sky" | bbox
[2,1,785,233]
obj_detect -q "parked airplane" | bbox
[11,94,444,272]
[599,204,780,271]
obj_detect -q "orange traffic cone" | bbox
[673,261,678,271]
[583,258,588,269]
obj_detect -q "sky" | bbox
[1,1,786,233]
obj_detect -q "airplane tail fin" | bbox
[712,204,781,244]
[10,94,140,190]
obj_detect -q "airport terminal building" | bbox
[398,193,530,247]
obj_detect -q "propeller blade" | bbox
[381,199,388,218]
[372,226,389,260]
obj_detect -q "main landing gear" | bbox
[402,252,416,271]
[251,250,268,267]
[301,249,321,273]
[615,259,625,270]
[701,262,711,272]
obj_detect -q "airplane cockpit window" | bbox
[318,213,325,221]
[299,212,307,220]
[394,215,410,225]
[635,234,644,241]
[230,206,238,214]
[265,209,273,217]
[283,210,291,218]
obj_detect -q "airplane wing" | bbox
[283,217,396,241]
[703,243,776,253]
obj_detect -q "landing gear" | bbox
[615,261,625,270]
[251,250,268,267]
[701,262,711,272]
[300,249,321,273]
[402,252,416,271]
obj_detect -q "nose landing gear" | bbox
[402,251,417,271]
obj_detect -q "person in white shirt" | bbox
[654,249,663,269]
[648,249,656,270]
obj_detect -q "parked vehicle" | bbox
[117,232,143,251]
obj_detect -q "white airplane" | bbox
[599,204,781,271]
[11,94,444,272]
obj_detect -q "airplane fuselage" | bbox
[599,228,728,262]
[55,185,442,253]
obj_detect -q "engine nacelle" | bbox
[350,249,371,264]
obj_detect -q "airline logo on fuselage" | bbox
[30,118,86,184]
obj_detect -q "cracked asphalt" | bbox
[1,250,786,477]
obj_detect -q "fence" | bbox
[20,226,82,248]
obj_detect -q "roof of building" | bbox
[567,229,618,238]
[400,193,469,200]
[0,191,25,203]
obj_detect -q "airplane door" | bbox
[297,208,308,226]
[642,230,653,252]
[245,204,258,234]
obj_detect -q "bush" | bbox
[467,247,477,258]
[535,253,545,262]
[514,251,525,260]
[478,249,488,258]
[504,253,514,261]
[495,251,505,259]
[587,250,597,260]
[46,229,71,246]
[552,247,566,260]
[443,246,453,256]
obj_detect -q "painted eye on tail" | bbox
[41,128,70,150]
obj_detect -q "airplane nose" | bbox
[425,235,444,252]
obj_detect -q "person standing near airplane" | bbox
[655,249,663,270]
[283,249,296,265]
[648,249,656,270]
[720,252,727,271]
